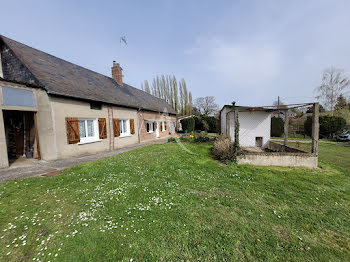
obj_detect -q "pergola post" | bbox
[311,103,319,155]
[284,109,289,146]
[234,108,239,148]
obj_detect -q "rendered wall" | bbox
[0,80,56,165]
[229,111,271,148]
[50,96,140,159]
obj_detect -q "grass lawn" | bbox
[289,142,350,170]
[0,143,349,261]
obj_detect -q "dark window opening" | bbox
[90,102,102,110]
[255,137,263,147]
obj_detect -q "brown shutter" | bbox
[113,118,120,137]
[153,122,156,131]
[66,117,80,144]
[161,122,163,132]
[98,118,107,139]
[130,119,135,135]
[165,121,167,130]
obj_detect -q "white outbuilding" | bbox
[220,105,272,148]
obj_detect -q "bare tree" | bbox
[315,67,350,112]
[194,96,219,115]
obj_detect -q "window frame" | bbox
[77,118,100,144]
[161,121,166,132]
[90,102,102,110]
[146,121,154,133]
[119,119,131,137]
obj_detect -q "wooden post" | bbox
[33,113,41,160]
[234,108,239,147]
[284,109,289,146]
[312,103,319,155]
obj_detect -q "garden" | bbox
[0,141,349,261]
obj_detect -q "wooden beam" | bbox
[284,109,289,146]
[33,113,41,160]
[312,103,319,155]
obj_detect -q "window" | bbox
[78,119,99,144]
[2,86,36,107]
[161,121,165,132]
[119,119,130,137]
[146,122,153,133]
[90,102,102,110]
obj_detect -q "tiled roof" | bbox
[0,35,176,114]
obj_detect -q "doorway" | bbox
[255,137,263,147]
[3,110,37,165]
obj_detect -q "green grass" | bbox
[0,143,350,261]
[289,142,350,170]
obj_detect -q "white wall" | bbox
[228,111,271,148]
[220,107,231,135]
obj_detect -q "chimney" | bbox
[111,61,123,86]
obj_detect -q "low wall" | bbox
[239,141,318,168]
[237,153,318,168]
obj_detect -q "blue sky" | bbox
[2,0,350,107]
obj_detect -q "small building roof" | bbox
[0,35,176,115]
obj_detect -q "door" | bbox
[156,122,160,138]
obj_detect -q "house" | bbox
[0,35,177,168]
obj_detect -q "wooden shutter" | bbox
[165,121,167,130]
[98,118,107,139]
[113,118,120,137]
[161,122,163,132]
[130,119,135,135]
[153,122,156,131]
[66,117,80,144]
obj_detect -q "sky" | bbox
[1,0,350,108]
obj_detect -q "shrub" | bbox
[181,118,195,132]
[201,115,218,133]
[271,117,284,137]
[168,137,176,142]
[202,119,209,132]
[304,115,346,138]
[194,116,204,131]
[194,132,210,142]
[212,135,234,162]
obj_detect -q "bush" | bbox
[168,137,176,142]
[271,117,284,137]
[201,115,218,133]
[304,115,346,138]
[194,116,205,131]
[212,135,234,162]
[181,118,195,132]
[194,132,210,142]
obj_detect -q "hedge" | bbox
[181,117,195,132]
[304,115,346,138]
[271,117,284,137]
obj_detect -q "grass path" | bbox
[0,143,349,261]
